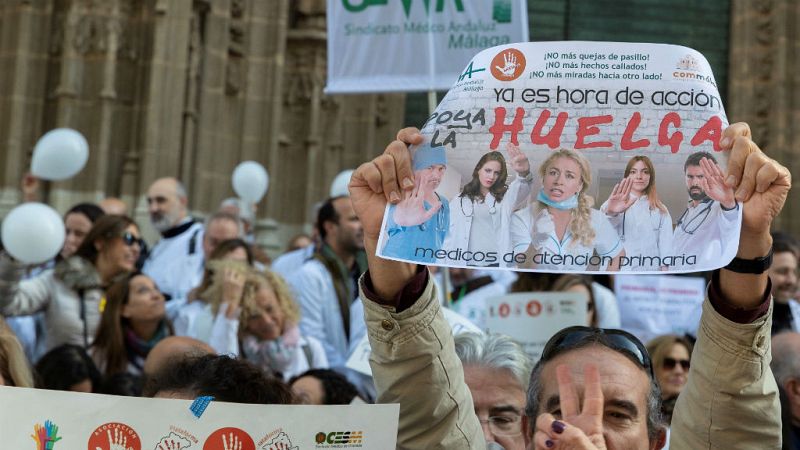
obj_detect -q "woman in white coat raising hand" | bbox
[443,143,533,268]
[601,155,672,271]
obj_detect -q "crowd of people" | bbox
[0,120,796,450]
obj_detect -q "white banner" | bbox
[484,292,586,360]
[614,274,705,344]
[0,386,398,450]
[376,41,741,274]
[326,0,530,93]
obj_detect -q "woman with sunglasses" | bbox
[600,155,673,271]
[646,334,693,424]
[0,215,141,351]
[91,272,171,377]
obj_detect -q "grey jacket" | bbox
[0,255,103,350]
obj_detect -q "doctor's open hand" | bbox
[699,156,736,209]
[392,171,442,227]
[507,142,530,177]
[604,177,636,215]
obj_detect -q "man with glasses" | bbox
[351,123,787,449]
[454,332,533,449]
[671,151,739,270]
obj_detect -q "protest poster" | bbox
[614,274,705,344]
[0,386,398,449]
[326,0,529,93]
[484,292,586,360]
[376,41,741,274]
[346,307,482,376]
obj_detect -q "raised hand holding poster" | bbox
[377,41,741,274]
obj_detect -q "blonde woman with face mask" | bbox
[510,149,624,271]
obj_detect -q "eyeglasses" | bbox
[477,414,523,437]
[540,326,654,379]
[663,357,690,371]
[121,232,142,248]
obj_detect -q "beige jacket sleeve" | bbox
[360,273,484,450]
[670,296,781,449]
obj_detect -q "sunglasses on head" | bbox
[663,357,690,371]
[120,232,142,247]
[540,326,654,379]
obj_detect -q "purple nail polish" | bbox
[545,439,554,448]
[552,420,565,434]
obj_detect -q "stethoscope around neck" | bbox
[460,195,497,217]
[676,198,713,235]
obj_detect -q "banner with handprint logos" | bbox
[376,41,742,274]
[326,0,529,93]
[0,387,397,450]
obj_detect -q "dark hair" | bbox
[210,238,254,264]
[552,274,596,326]
[65,203,105,223]
[683,151,717,171]
[510,273,559,293]
[316,196,346,241]
[772,231,799,259]
[99,372,143,397]
[143,354,293,404]
[74,215,138,264]
[35,344,102,392]
[289,369,358,405]
[92,272,170,376]
[525,332,664,443]
[459,151,509,203]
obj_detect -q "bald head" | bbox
[143,336,214,376]
[99,197,128,216]
[147,177,188,232]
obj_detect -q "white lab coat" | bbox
[286,259,365,369]
[142,220,205,301]
[600,195,673,271]
[671,200,740,271]
[173,301,239,356]
[271,245,315,280]
[510,207,623,271]
[441,177,532,267]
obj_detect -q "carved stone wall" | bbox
[0,0,405,254]
[728,0,800,233]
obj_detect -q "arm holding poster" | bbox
[350,128,484,449]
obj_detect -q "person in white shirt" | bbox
[240,270,328,381]
[601,155,673,271]
[142,177,204,301]
[443,144,533,268]
[672,151,740,271]
[511,148,624,271]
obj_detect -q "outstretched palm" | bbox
[392,172,441,226]
[605,177,636,215]
[699,157,735,209]
[507,142,530,176]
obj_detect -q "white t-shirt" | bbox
[467,198,498,265]
[601,195,673,271]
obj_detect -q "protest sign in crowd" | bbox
[0,27,796,450]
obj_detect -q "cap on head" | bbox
[413,144,447,171]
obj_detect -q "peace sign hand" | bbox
[533,364,607,450]
[604,177,636,215]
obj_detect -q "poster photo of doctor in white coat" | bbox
[440,143,534,268]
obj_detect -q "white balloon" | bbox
[2,203,66,264]
[232,161,269,203]
[31,128,89,181]
[330,169,354,197]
